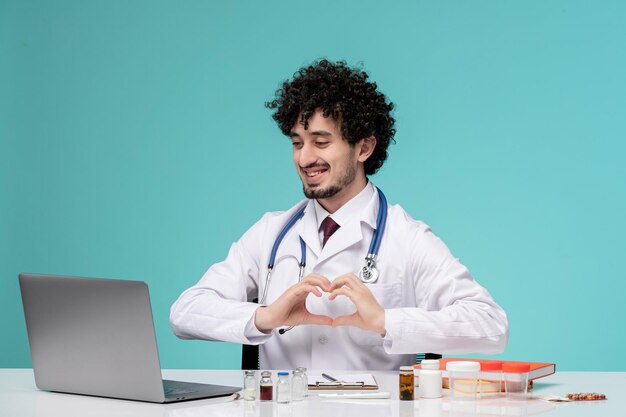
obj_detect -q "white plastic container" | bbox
[418,359,442,398]
[446,361,480,400]
[421,359,441,370]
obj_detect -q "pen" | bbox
[322,373,338,382]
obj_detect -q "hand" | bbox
[328,273,386,335]
[255,273,333,332]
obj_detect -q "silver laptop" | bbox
[19,273,240,403]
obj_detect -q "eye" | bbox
[291,141,303,149]
[315,141,330,148]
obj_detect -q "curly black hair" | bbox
[265,59,396,176]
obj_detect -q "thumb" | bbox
[332,313,358,328]
[303,313,333,326]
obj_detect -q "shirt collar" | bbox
[313,181,376,230]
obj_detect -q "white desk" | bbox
[1,369,624,417]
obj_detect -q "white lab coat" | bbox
[170,186,509,370]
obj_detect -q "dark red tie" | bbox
[321,216,340,247]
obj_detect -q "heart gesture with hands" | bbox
[254,272,386,335]
[254,274,334,332]
[328,273,386,335]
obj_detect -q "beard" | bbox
[302,161,357,200]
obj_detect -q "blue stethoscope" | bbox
[259,187,388,309]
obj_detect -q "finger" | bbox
[329,273,361,291]
[300,313,333,326]
[292,283,324,298]
[328,287,353,301]
[301,273,332,291]
[332,313,359,328]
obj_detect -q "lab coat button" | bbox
[318,335,328,344]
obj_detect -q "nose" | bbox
[296,142,318,167]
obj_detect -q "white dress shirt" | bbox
[170,182,509,370]
[313,181,375,244]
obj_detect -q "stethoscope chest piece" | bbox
[358,257,379,283]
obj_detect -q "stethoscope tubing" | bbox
[259,188,388,332]
[368,189,387,257]
[268,206,306,270]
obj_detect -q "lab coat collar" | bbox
[312,181,376,230]
[295,199,323,258]
[351,181,378,230]
[319,183,379,263]
[317,215,364,265]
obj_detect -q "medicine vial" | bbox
[259,371,273,401]
[276,372,291,403]
[291,369,305,401]
[243,370,257,401]
[399,366,414,400]
[418,359,442,399]
[296,367,308,397]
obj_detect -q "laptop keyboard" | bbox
[163,380,198,396]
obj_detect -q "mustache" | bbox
[300,163,330,170]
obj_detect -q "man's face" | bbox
[290,109,363,205]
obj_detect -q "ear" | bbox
[356,136,377,163]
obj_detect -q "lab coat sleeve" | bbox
[169,214,274,345]
[382,226,509,355]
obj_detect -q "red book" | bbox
[416,358,556,381]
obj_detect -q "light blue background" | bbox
[2,0,624,371]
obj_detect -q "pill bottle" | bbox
[416,359,440,388]
[479,360,503,398]
[276,372,291,404]
[503,362,530,399]
[399,366,414,400]
[291,369,305,401]
[446,361,480,400]
[421,359,441,370]
[419,359,442,398]
[243,370,257,401]
[413,364,420,388]
[259,371,273,401]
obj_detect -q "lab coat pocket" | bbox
[348,281,402,346]
[367,280,402,308]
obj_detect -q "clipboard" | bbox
[308,373,379,390]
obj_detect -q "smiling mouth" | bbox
[306,169,326,177]
[301,166,328,183]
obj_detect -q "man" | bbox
[170,59,508,370]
